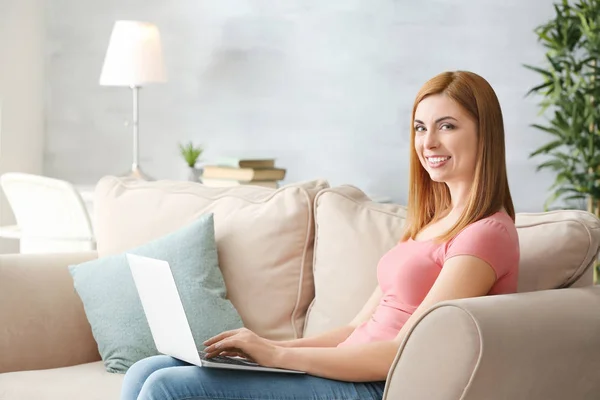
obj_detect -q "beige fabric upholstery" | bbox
[303,186,407,337]
[385,306,479,400]
[0,252,100,374]
[515,210,600,292]
[93,176,329,340]
[569,266,593,288]
[383,286,600,400]
[304,190,600,337]
[0,361,122,400]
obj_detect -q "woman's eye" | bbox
[414,125,425,132]
[440,123,455,130]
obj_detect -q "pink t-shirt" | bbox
[338,211,520,347]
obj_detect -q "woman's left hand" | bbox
[203,328,282,368]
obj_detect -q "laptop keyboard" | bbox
[199,351,260,366]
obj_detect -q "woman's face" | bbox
[413,94,478,184]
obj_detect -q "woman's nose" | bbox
[423,131,439,149]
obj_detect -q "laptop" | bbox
[126,253,305,374]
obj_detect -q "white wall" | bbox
[44,0,558,212]
[0,0,45,253]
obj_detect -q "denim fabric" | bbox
[121,355,385,400]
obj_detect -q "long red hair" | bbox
[400,71,515,243]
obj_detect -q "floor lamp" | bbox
[99,20,167,180]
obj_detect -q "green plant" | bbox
[525,0,600,284]
[179,141,204,168]
[524,0,600,218]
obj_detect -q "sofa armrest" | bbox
[0,252,100,373]
[383,287,600,400]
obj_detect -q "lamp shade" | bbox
[99,20,167,86]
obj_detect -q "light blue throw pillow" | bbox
[68,213,243,373]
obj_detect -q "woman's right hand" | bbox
[203,328,278,360]
[203,328,283,367]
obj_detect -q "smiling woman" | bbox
[403,71,515,243]
[119,70,520,400]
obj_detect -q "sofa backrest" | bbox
[302,186,600,337]
[92,178,600,341]
[94,176,328,340]
[514,210,600,292]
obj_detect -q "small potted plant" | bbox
[179,141,204,182]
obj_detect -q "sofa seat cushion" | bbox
[93,176,329,340]
[0,361,123,400]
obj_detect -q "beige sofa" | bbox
[1,176,600,400]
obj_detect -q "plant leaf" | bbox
[523,64,554,78]
[530,139,565,156]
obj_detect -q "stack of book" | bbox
[201,157,286,189]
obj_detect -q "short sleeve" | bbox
[444,219,518,280]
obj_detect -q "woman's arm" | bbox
[277,341,398,382]
[273,325,355,348]
[274,286,383,348]
[273,255,496,382]
[392,254,496,344]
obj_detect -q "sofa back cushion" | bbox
[94,176,328,340]
[303,186,600,337]
[303,186,407,337]
[515,210,600,292]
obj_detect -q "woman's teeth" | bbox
[428,156,450,165]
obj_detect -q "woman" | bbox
[121,70,520,400]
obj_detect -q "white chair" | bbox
[0,173,96,253]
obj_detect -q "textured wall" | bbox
[45,0,560,211]
[0,0,45,253]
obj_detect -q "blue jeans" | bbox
[121,355,386,400]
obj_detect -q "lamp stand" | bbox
[121,85,153,181]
